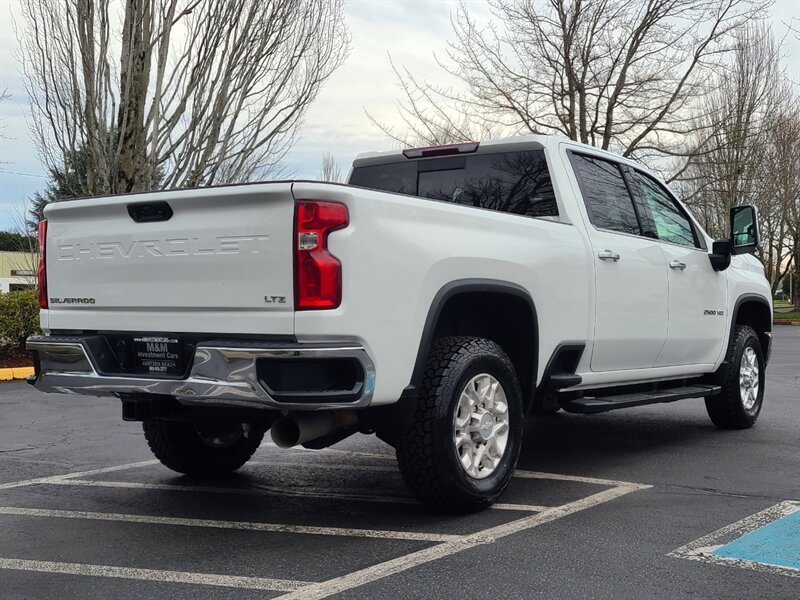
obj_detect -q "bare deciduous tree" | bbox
[367,56,503,146]
[0,88,9,141]
[19,0,349,196]
[0,88,11,170]
[759,110,800,295]
[770,113,800,307]
[318,152,343,183]
[680,24,799,293]
[371,0,768,156]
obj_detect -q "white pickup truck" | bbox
[27,135,772,512]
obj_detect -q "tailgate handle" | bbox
[127,201,173,223]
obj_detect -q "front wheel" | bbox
[143,419,264,476]
[396,336,524,512]
[705,324,765,429]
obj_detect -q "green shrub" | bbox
[0,290,41,348]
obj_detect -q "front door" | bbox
[627,169,727,366]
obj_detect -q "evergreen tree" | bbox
[26,147,90,233]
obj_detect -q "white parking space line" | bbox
[44,478,549,512]
[0,460,159,490]
[0,506,460,543]
[492,502,550,511]
[275,482,651,600]
[280,447,641,490]
[669,500,800,578]
[0,558,309,592]
[249,460,398,473]
[0,448,651,596]
[250,461,635,489]
[2,455,620,515]
[0,454,629,494]
[513,470,643,487]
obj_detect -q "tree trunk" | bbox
[794,259,800,310]
[117,0,153,193]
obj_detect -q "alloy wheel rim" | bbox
[739,347,759,411]
[453,373,510,479]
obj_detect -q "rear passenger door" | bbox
[569,153,669,372]
[627,169,727,367]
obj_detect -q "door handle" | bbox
[598,250,620,261]
[669,260,687,270]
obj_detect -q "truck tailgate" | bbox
[43,183,295,335]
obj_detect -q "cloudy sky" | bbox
[1,0,798,230]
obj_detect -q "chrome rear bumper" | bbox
[26,335,375,411]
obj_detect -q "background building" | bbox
[0,251,37,293]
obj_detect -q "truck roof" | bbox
[351,134,648,171]
[352,134,552,167]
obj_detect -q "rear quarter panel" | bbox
[292,182,590,405]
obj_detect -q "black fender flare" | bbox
[729,293,772,365]
[401,278,539,400]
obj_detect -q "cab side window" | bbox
[630,171,698,248]
[571,154,641,236]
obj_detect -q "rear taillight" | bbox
[37,219,48,309]
[294,201,348,310]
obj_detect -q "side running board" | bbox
[560,384,721,414]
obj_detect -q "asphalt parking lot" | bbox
[1,326,797,599]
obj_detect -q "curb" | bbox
[0,367,35,381]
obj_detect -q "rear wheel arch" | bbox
[406,279,539,409]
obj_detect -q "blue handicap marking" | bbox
[711,508,800,570]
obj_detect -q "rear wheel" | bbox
[143,419,264,476]
[705,324,765,429]
[396,336,524,512]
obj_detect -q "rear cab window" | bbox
[569,153,641,236]
[348,150,558,218]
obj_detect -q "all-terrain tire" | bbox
[395,336,524,512]
[705,324,765,429]
[142,419,264,476]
